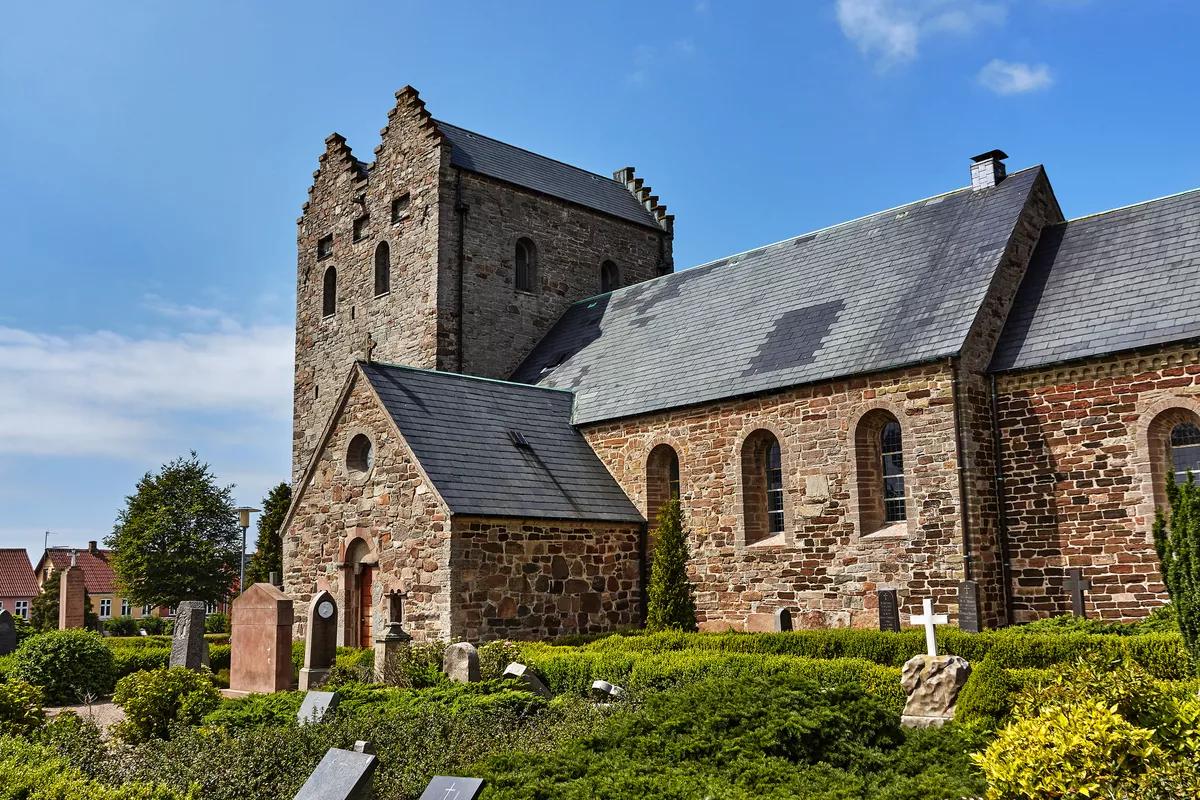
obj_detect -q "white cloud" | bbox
[836,0,1006,65]
[977,59,1053,94]
[0,316,293,459]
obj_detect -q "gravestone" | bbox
[877,589,900,633]
[230,582,295,694]
[298,690,340,725]
[774,608,793,632]
[293,744,377,800]
[374,590,411,684]
[901,596,969,727]
[910,598,948,657]
[957,580,981,634]
[419,777,485,800]
[170,601,210,670]
[1066,568,1091,618]
[503,662,553,699]
[443,642,480,683]
[300,591,338,691]
[58,553,86,630]
[591,679,627,701]
[0,610,16,656]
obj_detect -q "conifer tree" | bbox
[246,482,291,585]
[1152,472,1200,668]
[645,496,697,632]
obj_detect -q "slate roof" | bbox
[433,120,662,230]
[0,549,38,598]
[360,362,643,523]
[991,188,1200,372]
[512,167,1043,425]
[39,547,117,594]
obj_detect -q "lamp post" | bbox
[233,506,260,595]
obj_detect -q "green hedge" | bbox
[0,737,195,799]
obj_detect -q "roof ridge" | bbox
[362,360,576,395]
[1063,184,1200,225]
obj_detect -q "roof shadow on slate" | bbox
[512,167,1042,425]
[360,362,642,523]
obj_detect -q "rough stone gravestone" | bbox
[774,608,793,632]
[170,601,210,670]
[300,590,337,691]
[292,744,377,800]
[419,777,485,800]
[1066,568,1091,618]
[0,610,16,656]
[503,662,553,699]
[374,590,411,684]
[443,642,480,683]
[298,690,340,725]
[958,580,981,634]
[877,589,900,633]
[230,582,295,694]
[900,597,969,727]
[58,552,86,630]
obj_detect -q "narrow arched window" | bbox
[1172,423,1200,484]
[374,242,391,296]
[322,267,337,317]
[601,260,620,293]
[855,409,905,533]
[742,430,784,544]
[881,421,906,522]
[515,238,535,292]
[647,444,681,524]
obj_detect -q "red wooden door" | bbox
[358,566,375,646]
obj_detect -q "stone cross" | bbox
[910,598,948,658]
[300,590,338,691]
[170,601,210,670]
[419,776,485,800]
[0,610,16,657]
[1065,568,1091,618]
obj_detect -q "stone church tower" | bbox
[293,87,675,482]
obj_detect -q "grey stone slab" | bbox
[0,610,15,656]
[298,691,340,725]
[169,601,209,670]
[293,747,377,800]
[419,776,485,800]
[958,581,981,634]
[590,679,626,701]
[443,642,480,683]
[502,662,553,699]
[878,589,900,633]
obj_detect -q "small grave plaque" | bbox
[502,662,553,699]
[774,608,793,632]
[170,601,210,670]
[0,610,16,656]
[1065,568,1091,619]
[419,776,485,800]
[298,690,340,725]
[877,589,900,633]
[958,580,981,634]
[293,746,377,800]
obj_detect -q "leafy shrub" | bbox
[0,680,44,737]
[107,635,172,649]
[12,629,115,704]
[202,691,306,732]
[371,640,449,689]
[0,736,196,799]
[112,667,222,743]
[104,616,139,637]
[478,639,523,680]
[209,644,231,671]
[112,647,170,679]
[1154,474,1200,669]
[204,613,229,634]
[0,654,14,684]
[954,657,1020,728]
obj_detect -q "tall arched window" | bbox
[374,242,391,296]
[646,444,681,524]
[601,260,620,293]
[515,238,535,292]
[1172,423,1200,484]
[855,409,906,533]
[881,421,906,522]
[322,267,337,317]
[742,430,785,544]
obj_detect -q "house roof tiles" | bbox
[0,549,38,598]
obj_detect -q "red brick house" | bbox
[0,549,38,620]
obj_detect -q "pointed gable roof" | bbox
[512,167,1045,424]
[0,549,38,598]
[39,547,117,594]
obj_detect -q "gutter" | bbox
[949,357,973,583]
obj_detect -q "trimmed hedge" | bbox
[12,630,115,705]
[0,737,195,799]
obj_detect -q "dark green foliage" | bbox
[1153,473,1200,669]
[954,656,1018,728]
[112,667,222,743]
[645,497,697,632]
[139,615,169,635]
[12,629,115,704]
[106,453,240,607]
[0,736,196,799]
[111,647,170,679]
[103,616,138,637]
[28,570,100,632]
[245,482,291,586]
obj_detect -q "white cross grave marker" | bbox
[910,598,948,657]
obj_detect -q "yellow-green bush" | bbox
[0,737,196,800]
[112,667,222,743]
[0,680,44,737]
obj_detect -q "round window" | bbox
[347,434,374,476]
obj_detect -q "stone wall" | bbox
[995,342,1200,621]
[449,517,644,641]
[582,362,968,631]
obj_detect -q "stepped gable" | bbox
[991,188,1200,372]
[512,166,1043,425]
[0,549,38,597]
[360,362,642,522]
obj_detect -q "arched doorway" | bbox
[342,536,378,648]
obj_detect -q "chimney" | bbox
[88,540,98,554]
[970,150,1008,190]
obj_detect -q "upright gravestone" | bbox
[774,608,793,632]
[877,589,900,633]
[443,642,480,683]
[293,744,378,800]
[58,552,86,630]
[298,690,340,725]
[230,582,295,694]
[374,590,411,685]
[0,610,16,657]
[170,601,210,670]
[419,777,485,800]
[957,580,981,634]
[1066,568,1091,619]
[900,597,971,727]
[300,591,337,691]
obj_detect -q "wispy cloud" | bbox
[626,39,697,86]
[977,59,1053,94]
[836,0,1006,65]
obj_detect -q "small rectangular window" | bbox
[14,600,28,619]
[391,193,410,223]
[353,216,369,241]
[121,599,131,616]
[766,442,784,535]
[99,598,112,619]
[142,604,153,616]
[317,234,334,260]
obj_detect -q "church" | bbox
[280,86,1200,646]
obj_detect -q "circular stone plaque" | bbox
[317,601,334,619]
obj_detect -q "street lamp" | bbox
[233,506,260,594]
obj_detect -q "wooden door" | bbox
[358,566,375,646]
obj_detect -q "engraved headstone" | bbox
[419,776,485,800]
[1065,568,1091,619]
[298,690,340,725]
[300,590,338,691]
[292,745,377,800]
[230,582,295,694]
[0,610,16,656]
[774,608,793,632]
[443,642,480,683]
[502,662,553,699]
[169,601,210,670]
[877,589,900,633]
[958,580,981,634]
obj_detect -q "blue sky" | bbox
[2,1,1198,565]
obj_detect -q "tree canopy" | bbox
[106,452,240,607]
[245,482,291,586]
